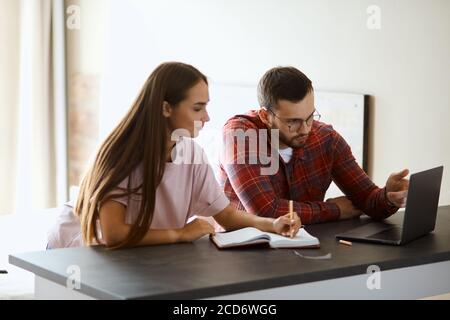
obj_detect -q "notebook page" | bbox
[213,227,270,247]
[267,228,319,248]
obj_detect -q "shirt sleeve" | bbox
[97,170,146,226]
[98,176,131,209]
[223,162,341,223]
[331,130,398,220]
[192,163,230,217]
[98,172,141,210]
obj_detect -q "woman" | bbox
[48,62,301,250]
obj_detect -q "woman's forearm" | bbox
[214,206,275,233]
[236,210,275,233]
[105,224,182,247]
[252,214,276,233]
[137,228,182,246]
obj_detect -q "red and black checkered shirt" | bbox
[219,110,398,224]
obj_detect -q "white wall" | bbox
[0,0,20,214]
[100,0,450,205]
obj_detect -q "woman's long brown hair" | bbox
[75,62,207,249]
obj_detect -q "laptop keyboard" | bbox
[367,227,403,241]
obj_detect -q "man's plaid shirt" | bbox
[219,110,398,224]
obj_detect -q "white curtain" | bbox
[0,0,68,216]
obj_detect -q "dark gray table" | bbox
[9,206,450,300]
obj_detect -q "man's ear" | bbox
[162,101,172,118]
[259,107,271,126]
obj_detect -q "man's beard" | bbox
[275,126,308,149]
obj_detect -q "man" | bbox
[219,66,409,224]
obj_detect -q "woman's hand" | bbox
[272,212,302,238]
[178,218,216,242]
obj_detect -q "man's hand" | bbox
[385,169,409,208]
[326,196,363,220]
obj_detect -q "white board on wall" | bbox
[198,82,367,199]
[315,92,367,198]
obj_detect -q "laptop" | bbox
[336,166,444,245]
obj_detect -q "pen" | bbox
[0,270,8,274]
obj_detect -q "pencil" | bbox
[289,200,293,238]
[339,240,352,246]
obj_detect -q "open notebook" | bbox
[211,227,320,249]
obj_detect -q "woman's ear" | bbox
[162,101,172,118]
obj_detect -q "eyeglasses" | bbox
[268,108,321,132]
